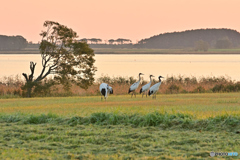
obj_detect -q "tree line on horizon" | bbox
[136,28,240,50]
[0,35,27,51]
[2,28,240,51]
[79,38,132,45]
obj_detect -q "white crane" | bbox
[148,76,164,99]
[128,73,144,98]
[140,75,154,98]
[99,83,113,101]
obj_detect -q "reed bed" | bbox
[0,74,239,98]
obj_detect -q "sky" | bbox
[1,0,240,43]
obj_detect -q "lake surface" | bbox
[0,54,240,81]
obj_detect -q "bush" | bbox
[168,84,180,94]
[211,83,240,93]
[212,84,225,92]
[235,83,240,91]
[194,86,205,93]
[195,40,209,51]
[215,38,232,49]
[225,84,235,92]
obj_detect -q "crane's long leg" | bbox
[146,92,147,97]
[142,93,144,98]
[101,95,103,101]
[131,92,133,98]
[135,91,136,98]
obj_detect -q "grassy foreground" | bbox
[1,93,240,118]
[0,93,240,159]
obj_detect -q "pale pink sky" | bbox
[1,0,239,43]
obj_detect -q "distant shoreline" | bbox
[1,52,240,55]
[1,49,240,55]
[94,52,240,55]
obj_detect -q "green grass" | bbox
[1,122,239,159]
[1,93,240,118]
[0,93,240,159]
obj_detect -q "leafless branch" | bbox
[22,62,36,82]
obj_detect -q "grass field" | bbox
[0,93,240,159]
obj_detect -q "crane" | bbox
[140,75,154,98]
[99,83,113,101]
[148,76,164,99]
[128,73,144,98]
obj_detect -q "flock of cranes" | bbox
[100,73,164,101]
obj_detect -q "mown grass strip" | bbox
[1,112,239,132]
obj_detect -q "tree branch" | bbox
[22,73,28,82]
[29,62,36,81]
[22,61,36,82]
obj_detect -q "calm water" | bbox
[1,54,240,81]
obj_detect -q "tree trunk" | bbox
[26,85,33,98]
[22,62,36,98]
